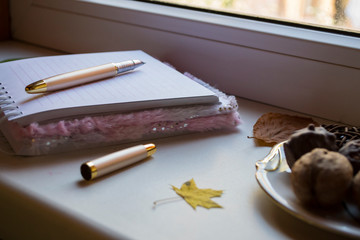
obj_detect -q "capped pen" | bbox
[25,59,145,94]
[80,143,156,181]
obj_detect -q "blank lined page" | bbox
[0,50,218,126]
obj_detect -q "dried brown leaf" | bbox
[253,112,318,144]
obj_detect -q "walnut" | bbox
[291,148,353,207]
[284,124,338,169]
[352,171,360,209]
[339,139,360,175]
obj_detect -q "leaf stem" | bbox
[153,196,182,209]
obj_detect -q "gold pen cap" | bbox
[25,80,47,94]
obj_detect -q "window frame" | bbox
[9,0,360,125]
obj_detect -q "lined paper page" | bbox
[0,51,218,125]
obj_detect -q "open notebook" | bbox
[0,50,218,126]
[0,51,240,155]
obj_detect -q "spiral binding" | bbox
[0,83,22,124]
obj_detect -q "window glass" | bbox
[143,0,360,34]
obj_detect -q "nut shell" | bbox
[291,148,353,207]
[339,139,360,175]
[284,124,337,169]
[353,171,360,209]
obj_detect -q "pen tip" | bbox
[133,60,145,66]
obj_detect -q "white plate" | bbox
[255,142,360,238]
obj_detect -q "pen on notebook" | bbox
[80,143,156,181]
[25,59,145,94]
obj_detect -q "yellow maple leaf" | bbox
[172,178,223,209]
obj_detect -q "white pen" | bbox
[25,59,145,94]
[80,143,156,181]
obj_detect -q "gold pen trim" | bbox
[144,143,156,157]
[25,80,48,94]
[80,161,98,181]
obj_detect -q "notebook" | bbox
[0,50,218,126]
